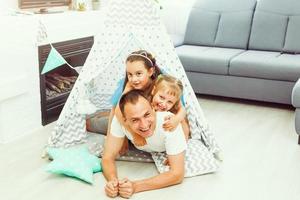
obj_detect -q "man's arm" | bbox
[106,106,115,136]
[118,152,185,198]
[133,151,185,193]
[102,133,124,181]
[102,133,125,198]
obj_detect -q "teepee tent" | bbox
[47,0,220,163]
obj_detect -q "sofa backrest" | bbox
[249,0,300,53]
[184,0,257,49]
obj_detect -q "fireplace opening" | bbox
[45,66,77,100]
[39,36,94,125]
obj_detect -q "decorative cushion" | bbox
[215,11,253,49]
[283,16,300,53]
[249,11,288,52]
[151,139,220,177]
[184,9,220,46]
[46,145,102,184]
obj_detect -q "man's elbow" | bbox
[175,173,184,184]
[101,155,114,167]
[171,170,184,184]
[102,156,109,165]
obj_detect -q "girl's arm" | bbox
[163,103,186,132]
[181,118,190,141]
[174,103,186,123]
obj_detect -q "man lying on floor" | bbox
[102,90,187,198]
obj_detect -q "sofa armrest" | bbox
[169,34,184,47]
[292,78,300,107]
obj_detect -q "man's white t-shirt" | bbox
[110,111,187,155]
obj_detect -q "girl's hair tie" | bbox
[127,51,153,66]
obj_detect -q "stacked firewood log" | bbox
[45,73,77,95]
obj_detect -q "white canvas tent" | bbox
[46,0,220,174]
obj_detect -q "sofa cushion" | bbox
[256,0,300,16]
[215,11,253,49]
[184,9,220,46]
[193,0,256,12]
[184,0,256,48]
[249,11,288,52]
[229,50,300,82]
[176,45,244,75]
[283,16,300,53]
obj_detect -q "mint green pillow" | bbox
[46,145,102,184]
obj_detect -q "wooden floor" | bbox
[1,95,300,200]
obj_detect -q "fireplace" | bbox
[39,36,94,125]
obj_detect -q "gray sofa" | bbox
[292,80,300,144]
[174,0,300,143]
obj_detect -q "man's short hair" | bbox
[119,90,149,117]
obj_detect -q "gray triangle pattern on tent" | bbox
[47,0,221,176]
[104,0,161,28]
[151,139,220,177]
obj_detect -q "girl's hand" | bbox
[163,115,180,132]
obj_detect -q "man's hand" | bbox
[118,178,135,199]
[105,179,119,198]
[163,115,180,132]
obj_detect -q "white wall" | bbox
[0,11,106,143]
[0,16,40,143]
[160,0,195,37]
[0,0,111,14]
[0,0,18,13]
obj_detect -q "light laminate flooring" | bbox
[1,95,300,200]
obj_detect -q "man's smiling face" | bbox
[123,96,156,138]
